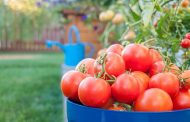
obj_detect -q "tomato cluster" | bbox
[61,43,190,112]
[181,33,190,48]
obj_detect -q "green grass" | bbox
[0,52,64,122]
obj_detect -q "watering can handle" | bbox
[84,42,95,58]
[68,25,81,44]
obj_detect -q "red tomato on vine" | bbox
[149,72,180,97]
[75,58,95,76]
[94,52,125,77]
[106,44,124,56]
[173,90,190,110]
[122,44,152,72]
[61,70,86,101]
[134,88,173,112]
[111,73,140,104]
[78,77,111,108]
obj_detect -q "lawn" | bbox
[0,52,64,122]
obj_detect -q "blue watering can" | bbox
[46,25,95,66]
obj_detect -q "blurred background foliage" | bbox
[1,0,190,64]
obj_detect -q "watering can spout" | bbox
[45,40,63,50]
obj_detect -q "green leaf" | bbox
[128,6,141,21]
[142,3,155,27]
[130,0,139,6]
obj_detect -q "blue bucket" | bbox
[67,100,190,122]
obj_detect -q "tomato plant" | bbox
[134,88,173,112]
[78,77,111,107]
[173,90,190,110]
[131,71,150,94]
[122,44,152,72]
[149,72,180,97]
[111,73,140,104]
[75,58,95,76]
[61,70,86,101]
[94,52,125,77]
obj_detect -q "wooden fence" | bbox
[0,27,65,52]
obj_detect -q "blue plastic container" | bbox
[67,100,190,122]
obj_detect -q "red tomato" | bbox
[131,71,150,94]
[180,39,190,48]
[60,70,86,101]
[169,65,180,76]
[149,49,162,64]
[181,0,189,8]
[149,72,180,97]
[111,73,140,104]
[134,88,173,112]
[185,33,190,40]
[149,61,165,77]
[94,52,125,77]
[78,77,111,107]
[122,44,152,72]
[108,105,125,111]
[102,98,114,109]
[180,70,190,89]
[75,58,95,76]
[106,44,124,55]
[173,90,190,110]
[149,61,180,77]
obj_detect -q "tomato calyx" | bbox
[162,55,181,75]
[77,64,87,74]
[113,102,133,111]
[95,53,116,83]
[179,75,190,89]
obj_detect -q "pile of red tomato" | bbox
[61,43,190,112]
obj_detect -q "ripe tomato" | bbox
[122,44,152,72]
[134,88,173,112]
[108,105,125,111]
[180,39,190,48]
[111,73,140,104]
[60,70,86,101]
[173,90,190,110]
[149,61,180,77]
[149,49,162,64]
[102,98,114,109]
[180,70,190,89]
[149,61,165,77]
[94,52,125,77]
[75,58,95,76]
[169,64,180,76]
[181,0,189,8]
[106,44,124,55]
[131,71,150,94]
[185,33,190,40]
[78,77,111,107]
[149,72,180,97]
